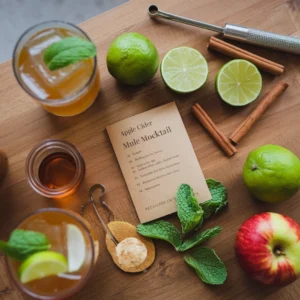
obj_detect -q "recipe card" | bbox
[106,102,211,223]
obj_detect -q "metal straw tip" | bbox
[148,5,159,16]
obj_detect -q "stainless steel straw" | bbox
[148,5,300,54]
[81,184,119,245]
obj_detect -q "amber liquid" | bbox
[8,211,99,298]
[17,27,100,116]
[39,152,76,189]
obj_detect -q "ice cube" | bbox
[26,219,67,256]
[25,28,81,87]
[58,61,91,97]
[19,68,49,99]
[27,29,62,57]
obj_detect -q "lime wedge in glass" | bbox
[19,251,68,284]
[160,47,208,93]
[216,59,262,106]
[67,224,86,272]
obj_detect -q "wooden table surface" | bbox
[1,0,300,299]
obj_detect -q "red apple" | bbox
[235,212,300,285]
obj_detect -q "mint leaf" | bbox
[184,246,227,285]
[43,37,96,71]
[137,220,182,249]
[178,226,222,252]
[0,229,50,261]
[176,184,203,234]
[201,179,227,219]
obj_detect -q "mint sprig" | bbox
[184,246,227,285]
[201,179,227,219]
[176,184,203,234]
[178,226,222,252]
[137,220,182,249]
[0,229,50,261]
[43,36,96,71]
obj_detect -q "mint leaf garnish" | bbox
[0,229,50,261]
[43,37,96,71]
[178,226,222,252]
[184,246,227,285]
[137,220,182,249]
[201,179,227,219]
[176,184,203,234]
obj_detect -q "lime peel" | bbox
[243,144,300,203]
[106,32,159,86]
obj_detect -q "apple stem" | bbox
[275,249,284,256]
[251,164,258,171]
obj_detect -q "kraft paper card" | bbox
[106,102,211,223]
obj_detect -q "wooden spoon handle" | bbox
[0,151,7,181]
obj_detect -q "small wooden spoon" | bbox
[106,221,155,273]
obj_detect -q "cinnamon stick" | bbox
[208,37,284,76]
[209,37,283,68]
[192,103,237,157]
[229,81,289,144]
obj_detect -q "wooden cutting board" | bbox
[1,0,300,299]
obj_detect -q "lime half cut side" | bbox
[216,59,262,106]
[19,251,68,284]
[161,47,208,93]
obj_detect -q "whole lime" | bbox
[106,32,159,85]
[243,144,300,203]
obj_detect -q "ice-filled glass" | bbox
[6,208,99,300]
[13,21,100,116]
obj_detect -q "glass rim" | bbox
[25,139,85,198]
[12,20,98,106]
[5,207,96,300]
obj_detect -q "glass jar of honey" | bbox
[25,140,85,198]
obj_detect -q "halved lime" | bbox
[216,59,262,106]
[161,47,208,93]
[67,224,86,272]
[19,251,68,284]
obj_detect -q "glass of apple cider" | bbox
[6,208,99,300]
[12,21,100,116]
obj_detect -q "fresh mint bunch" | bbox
[0,229,50,261]
[44,36,97,71]
[137,179,228,285]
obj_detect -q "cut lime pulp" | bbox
[67,224,86,272]
[19,251,68,284]
[160,47,208,93]
[216,59,262,106]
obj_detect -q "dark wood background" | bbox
[1,0,300,299]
